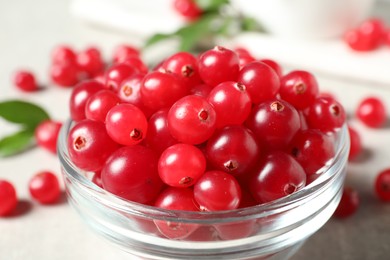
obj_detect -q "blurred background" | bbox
[1,0,390,259]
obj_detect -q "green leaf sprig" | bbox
[0,100,50,157]
[144,0,261,53]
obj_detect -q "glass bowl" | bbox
[58,119,349,260]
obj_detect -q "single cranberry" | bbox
[77,46,105,77]
[67,119,119,172]
[158,143,206,187]
[237,61,280,104]
[144,109,179,154]
[101,145,163,204]
[51,45,77,65]
[13,70,38,92]
[112,44,140,64]
[50,62,80,87]
[234,47,256,68]
[194,170,242,211]
[207,81,252,128]
[34,120,63,154]
[69,80,104,121]
[245,99,301,150]
[105,103,148,146]
[205,125,261,177]
[123,57,148,75]
[117,74,144,107]
[105,63,139,91]
[168,95,216,145]
[0,180,17,216]
[289,129,335,176]
[375,169,390,201]
[259,59,283,78]
[85,89,121,123]
[141,70,189,112]
[356,96,386,128]
[333,187,359,218]
[162,52,202,87]
[198,46,239,87]
[348,125,362,161]
[29,171,61,204]
[173,0,202,21]
[306,96,346,133]
[249,151,306,203]
[344,18,385,51]
[190,83,213,98]
[385,29,390,47]
[279,70,319,110]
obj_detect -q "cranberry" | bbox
[333,187,359,218]
[112,44,140,64]
[306,96,346,133]
[92,172,103,188]
[385,29,390,47]
[215,220,256,240]
[245,99,301,150]
[158,143,206,187]
[356,96,386,128]
[29,171,61,204]
[77,46,104,77]
[105,63,138,91]
[101,145,163,204]
[194,170,241,211]
[279,70,319,110]
[237,61,280,104]
[348,125,362,161]
[173,0,202,21]
[50,62,80,87]
[67,119,119,172]
[85,89,121,123]
[190,83,213,98]
[51,45,77,65]
[117,74,146,110]
[123,57,148,75]
[69,80,104,121]
[154,187,200,239]
[375,169,390,201]
[234,47,256,68]
[205,125,261,176]
[168,95,216,145]
[162,52,202,87]
[0,180,17,216]
[198,46,239,87]
[259,59,283,78]
[105,103,148,146]
[34,120,63,154]
[344,18,385,51]
[207,81,252,128]
[249,151,306,203]
[13,70,38,92]
[141,71,189,112]
[289,129,335,176]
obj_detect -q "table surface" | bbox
[1,1,390,259]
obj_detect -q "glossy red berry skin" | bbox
[144,109,179,154]
[105,63,138,91]
[69,80,104,122]
[375,169,390,201]
[50,62,80,87]
[280,70,319,110]
[34,120,63,154]
[207,81,252,128]
[245,99,301,150]
[112,44,140,64]
[194,170,242,211]
[249,151,306,203]
[356,96,386,128]
[205,125,261,177]
[154,187,200,239]
[386,29,390,47]
[259,59,283,78]
[29,171,61,204]
[141,71,189,112]
[348,125,362,161]
[173,0,202,21]
[14,70,38,92]
[101,145,163,204]
[289,129,335,176]
[198,46,239,87]
[237,61,280,104]
[123,57,148,75]
[0,180,17,216]
[344,18,385,51]
[105,103,148,146]
[333,187,359,218]
[85,89,121,123]
[190,83,213,98]
[306,97,346,133]
[67,119,119,172]
[168,95,216,145]
[158,143,206,187]
[51,45,77,65]
[77,47,104,77]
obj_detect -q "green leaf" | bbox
[0,128,35,157]
[144,33,174,48]
[0,100,50,128]
[195,0,229,12]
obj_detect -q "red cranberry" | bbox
[375,169,390,201]
[333,187,359,218]
[348,125,362,161]
[13,70,38,92]
[112,44,140,64]
[77,46,104,77]
[356,96,386,128]
[50,62,80,87]
[34,120,63,154]
[29,171,61,204]
[173,0,202,21]
[85,89,121,123]
[51,45,77,65]
[0,180,17,216]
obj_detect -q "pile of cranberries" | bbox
[65,45,347,216]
